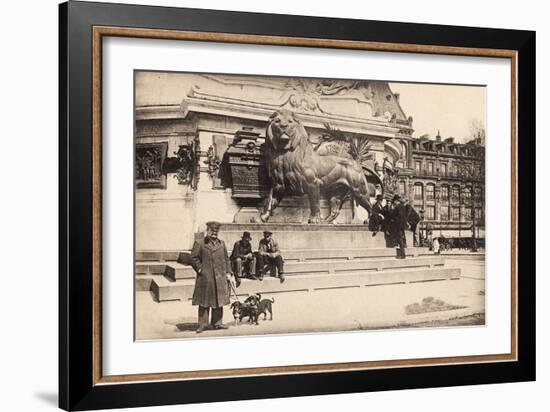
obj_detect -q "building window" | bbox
[475,208,483,220]
[463,208,472,221]
[463,187,471,204]
[426,184,435,201]
[399,181,406,195]
[400,141,407,160]
[397,161,404,168]
[474,186,482,201]
[415,161,421,173]
[451,206,460,221]
[426,206,435,220]
[440,163,447,176]
[451,185,460,203]
[414,183,423,201]
[440,185,449,202]
[428,162,434,174]
[440,206,449,221]
[453,164,459,176]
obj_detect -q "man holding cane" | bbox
[190,221,237,333]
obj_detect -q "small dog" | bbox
[244,293,262,307]
[256,297,275,321]
[230,301,259,325]
[244,293,275,321]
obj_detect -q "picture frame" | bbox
[59,1,535,410]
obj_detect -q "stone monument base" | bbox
[137,223,459,303]
[196,222,411,251]
[232,195,367,225]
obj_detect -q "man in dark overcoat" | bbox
[190,221,234,333]
[230,231,256,282]
[389,194,408,259]
[368,194,386,235]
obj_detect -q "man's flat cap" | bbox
[206,221,222,230]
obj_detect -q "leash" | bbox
[229,278,240,302]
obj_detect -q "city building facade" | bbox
[395,132,485,247]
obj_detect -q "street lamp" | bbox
[471,200,477,252]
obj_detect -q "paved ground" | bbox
[135,257,485,340]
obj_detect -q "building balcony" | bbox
[411,171,485,182]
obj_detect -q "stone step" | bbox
[135,251,180,262]
[150,267,461,302]
[176,247,430,265]
[135,263,171,275]
[284,256,444,275]
[154,255,443,281]
[136,274,155,291]
[250,247,430,262]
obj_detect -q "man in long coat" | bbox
[389,194,408,259]
[190,221,233,333]
[405,201,422,247]
[368,194,386,235]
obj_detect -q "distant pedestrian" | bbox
[433,237,440,254]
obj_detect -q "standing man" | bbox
[230,231,256,282]
[389,194,408,259]
[368,194,386,236]
[257,230,285,283]
[406,201,421,247]
[190,221,234,333]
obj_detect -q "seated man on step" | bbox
[230,231,256,284]
[256,230,285,283]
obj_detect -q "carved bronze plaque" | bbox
[135,142,168,189]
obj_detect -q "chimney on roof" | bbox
[436,130,442,142]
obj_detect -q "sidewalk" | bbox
[136,257,485,340]
[440,250,486,256]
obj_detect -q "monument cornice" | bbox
[136,100,407,139]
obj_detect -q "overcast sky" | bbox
[389,82,486,143]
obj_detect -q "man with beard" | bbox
[190,221,234,333]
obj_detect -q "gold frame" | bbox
[92,26,518,385]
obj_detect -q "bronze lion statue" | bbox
[260,109,377,223]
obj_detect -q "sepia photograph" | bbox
[134,71,486,340]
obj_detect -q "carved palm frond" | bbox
[322,122,373,165]
[348,136,373,164]
[322,122,347,142]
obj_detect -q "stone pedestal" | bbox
[233,207,262,223]
[195,223,413,251]
[266,195,362,224]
